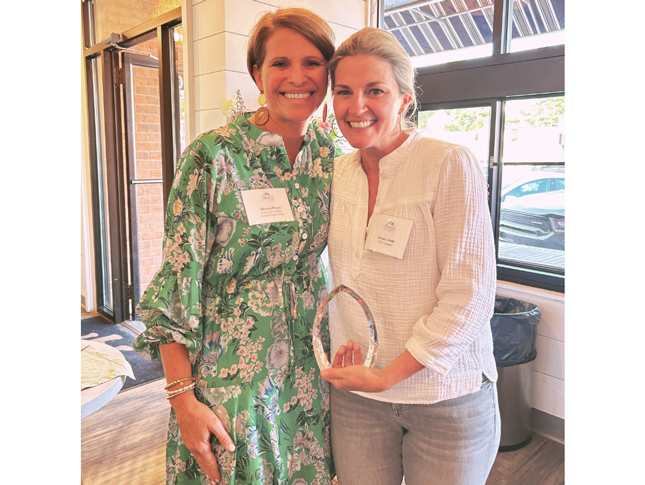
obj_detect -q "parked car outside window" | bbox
[499,172,565,251]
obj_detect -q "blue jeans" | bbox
[330,381,500,485]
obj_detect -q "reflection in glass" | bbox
[509,0,565,53]
[134,183,165,299]
[91,57,113,310]
[417,106,492,184]
[383,0,495,68]
[126,51,165,306]
[172,25,186,158]
[499,96,565,270]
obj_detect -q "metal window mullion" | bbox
[455,0,486,45]
[489,98,505,260]
[419,23,445,52]
[410,9,444,52]
[443,4,494,20]
[421,3,463,49]
[492,0,513,56]
[122,53,142,317]
[481,2,496,32]
[433,2,464,49]
[519,0,542,34]
[384,0,445,17]
[392,13,426,55]
[158,25,176,215]
[86,55,109,317]
[513,1,534,37]
[102,49,129,324]
[536,0,559,31]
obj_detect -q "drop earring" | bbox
[256,92,269,126]
[322,103,328,123]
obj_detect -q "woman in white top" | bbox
[321,28,500,485]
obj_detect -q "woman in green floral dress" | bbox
[133,9,337,485]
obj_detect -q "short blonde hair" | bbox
[329,27,417,123]
[247,8,336,84]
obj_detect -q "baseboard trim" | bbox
[532,408,564,443]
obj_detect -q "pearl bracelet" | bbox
[166,382,196,400]
[164,376,194,390]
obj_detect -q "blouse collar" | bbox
[347,129,421,177]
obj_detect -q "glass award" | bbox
[311,284,378,371]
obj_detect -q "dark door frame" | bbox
[82,2,182,322]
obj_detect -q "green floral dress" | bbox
[134,113,336,485]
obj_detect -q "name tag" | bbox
[240,188,295,226]
[364,213,414,259]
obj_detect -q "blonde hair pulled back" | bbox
[329,27,418,126]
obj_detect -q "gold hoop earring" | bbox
[256,92,269,126]
[322,103,328,123]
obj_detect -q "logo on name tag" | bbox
[261,191,275,202]
[383,219,395,233]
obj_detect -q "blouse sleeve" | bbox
[405,145,497,376]
[133,137,219,365]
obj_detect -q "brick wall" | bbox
[131,52,165,295]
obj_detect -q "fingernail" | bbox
[228,443,236,452]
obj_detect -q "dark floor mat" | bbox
[81,316,165,391]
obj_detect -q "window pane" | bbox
[417,106,491,183]
[499,96,564,270]
[92,0,181,43]
[510,0,565,53]
[91,57,113,309]
[383,0,494,68]
[134,183,165,299]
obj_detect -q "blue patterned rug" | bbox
[81,316,165,391]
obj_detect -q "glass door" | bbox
[123,46,163,316]
[120,26,184,320]
[83,3,183,323]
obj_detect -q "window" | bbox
[380,0,565,291]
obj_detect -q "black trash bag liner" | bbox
[490,296,541,367]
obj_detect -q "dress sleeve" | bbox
[133,137,219,364]
[405,145,497,375]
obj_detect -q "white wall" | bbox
[496,281,565,421]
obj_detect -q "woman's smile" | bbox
[347,120,376,129]
[283,92,313,100]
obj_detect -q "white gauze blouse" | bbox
[327,130,498,404]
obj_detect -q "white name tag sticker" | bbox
[240,188,295,226]
[364,213,414,259]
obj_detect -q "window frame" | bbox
[379,0,565,292]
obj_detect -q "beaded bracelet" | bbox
[164,376,194,390]
[166,382,196,400]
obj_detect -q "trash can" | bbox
[491,296,541,452]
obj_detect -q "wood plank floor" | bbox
[485,434,564,485]
[81,378,169,485]
[81,379,564,485]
